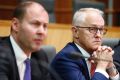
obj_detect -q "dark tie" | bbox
[24,58,31,80]
[90,63,96,77]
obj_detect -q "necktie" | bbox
[90,63,96,77]
[24,58,31,80]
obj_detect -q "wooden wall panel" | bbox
[45,24,72,51]
[0,20,120,52]
[97,0,120,26]
[55,0,73,24]
[0,0,19,20]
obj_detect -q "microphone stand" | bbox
[39,61,63,80]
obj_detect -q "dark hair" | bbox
[13,1,36,20]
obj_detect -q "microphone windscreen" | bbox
[69,52,89,60]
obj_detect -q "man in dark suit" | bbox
[0,1,52,80]
[51,8,119,80]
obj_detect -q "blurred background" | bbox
[0,0,120,26]
[0,0,120,52]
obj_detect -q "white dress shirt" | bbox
[10,36,30,80]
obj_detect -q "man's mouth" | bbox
[34,39,43,44]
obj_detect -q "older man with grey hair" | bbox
[51,8,120,80]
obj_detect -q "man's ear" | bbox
[11,18,20,32]
[72,26,79,39]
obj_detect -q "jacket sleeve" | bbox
[0,47,10,80]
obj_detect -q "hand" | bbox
[92,46,114,70]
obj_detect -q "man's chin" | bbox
[93,45,101,51]
[91,44,100,49]
[31,46,41,52]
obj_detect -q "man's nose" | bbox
[95,29,101,37]
[37,25,45,34]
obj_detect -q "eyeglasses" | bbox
[76,26,107,35]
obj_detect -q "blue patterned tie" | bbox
[24,58,31,80]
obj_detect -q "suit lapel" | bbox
[0,37,20,80]
[31,51,50,80]
[79,59,90,80]
[69,42,90,80]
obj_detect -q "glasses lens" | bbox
[76,26,107,35]
[89,27,97,34]
[89,27,107,35]
[103,28,107,35]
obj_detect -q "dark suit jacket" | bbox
[51,42,108,80]
[0,36,52,80]
[113,41,120,73]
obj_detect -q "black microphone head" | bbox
[69,52,86,60]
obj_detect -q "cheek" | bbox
[82,35,95,47]
[25,26,36,35]
[82,34,92,43]
[20,27,36,41]
[88,39,101,51]
[44,31,47,37]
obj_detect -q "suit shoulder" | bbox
[0,46,12,58]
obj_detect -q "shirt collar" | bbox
[74,42,90,60]
[10,35,30,65]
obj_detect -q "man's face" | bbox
[13,4,49,53]
[73,13,105,53]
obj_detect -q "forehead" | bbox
[83,12,105,27]
[24,3,49,23]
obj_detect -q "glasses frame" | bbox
[76,26,107,35]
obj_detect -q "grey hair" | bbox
[72,8,104,27]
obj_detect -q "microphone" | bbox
[32,51,62,80]
[39,61,63,80]
[69,52,120,67]
[69,52,90,60]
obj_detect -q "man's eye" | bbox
[43,24,46,27]
[30,21,41,26]
[99,28,104,31]
[90,28,95,30]
[33,22,40,26]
